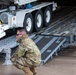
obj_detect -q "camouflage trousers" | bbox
[11,57,37,75]
[11,57,38,70]
[11,57,27,69]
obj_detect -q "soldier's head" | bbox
[16,28,27,39]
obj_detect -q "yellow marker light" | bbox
[0,21,2,25]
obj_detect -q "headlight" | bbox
[0,12,8,24]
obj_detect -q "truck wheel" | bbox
[34,10,43,32]
[43,6,52,27]
[23,13,33,34]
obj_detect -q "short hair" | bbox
[17,27,26,32]
[17,27,24,30]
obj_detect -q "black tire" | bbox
[43,6,52,27]
[23,13,33,34]
[34,10,43,32]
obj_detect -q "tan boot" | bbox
[30,67,37,75]
[22,67,33,75]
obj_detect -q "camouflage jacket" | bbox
[11,34,41,66]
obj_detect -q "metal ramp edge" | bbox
[42,37,66,64]
[32,34,66,64]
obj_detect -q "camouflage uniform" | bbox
[11,34,41,70]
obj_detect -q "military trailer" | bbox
[0,0,57,38]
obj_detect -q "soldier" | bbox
[11,28,41,75]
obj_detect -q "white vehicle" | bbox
[0,0,57,38]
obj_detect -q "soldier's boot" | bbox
[30,67,37,75]
[22,67,33,75]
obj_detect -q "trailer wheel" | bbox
[23,13,33,34]
[34,10,43,32]
[44,6,52,27]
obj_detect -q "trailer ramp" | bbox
[0,34,66,65]
[0,35,18,65]
[32,35,66,64]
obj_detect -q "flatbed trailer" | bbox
[0,2,76,65]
